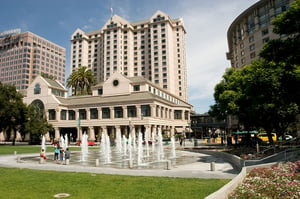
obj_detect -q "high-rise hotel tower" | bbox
[0,29,66,92]
[70,11,187,101]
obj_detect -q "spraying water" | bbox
[80,133,88,161]
[157,128,164,161]
[171,136,176,158]
[41,135,46,153]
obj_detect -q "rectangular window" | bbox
[174,110,182,119]
[90,108,98,119]
[114,107,123,118]
[60,110,67,120]
[102,108,110,119]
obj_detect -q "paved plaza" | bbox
[0,147,238,179]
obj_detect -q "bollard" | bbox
[128,159,133,169]
[65,159,70,165]
[95,159,99,167]
[166,160,171,170]
[210,162,215,171]
[39,157,45,164]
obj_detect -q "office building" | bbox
[226,0,294,68]
[0,29,66,92]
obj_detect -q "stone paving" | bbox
[0,148,238,179]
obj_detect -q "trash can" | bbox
[194,139,198,146]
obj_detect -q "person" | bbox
[59,147,64,164]
[179,137,183,146]
[54,145,60,162]
[40,149,47,160]
[64,148,70,165]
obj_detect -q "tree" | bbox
[67,66,96,96]
[24,104,53,144]
[0,82,27,145]
[210,61,299,144]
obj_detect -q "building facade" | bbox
[226,0,294,68]
[0,29,66,92]
[17,73,192,142]
[70,10,188,101]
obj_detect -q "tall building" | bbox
[70,10,187,101]
[226,0,294,68]
[0,29,66,92]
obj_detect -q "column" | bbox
[123,106,128,119]
[110,107,114,119]
[137,105,141,118]
[75,109,79,121]
[55,108,60,121]
[152,125,157,141]
[157,106,161,118]
[150,104,156,118]
[98,108,102,120]
[144,125,151,140]
[115,125,121,140]
[76,126,82,142]
[89,126,95,141]
[87,108,90,120]
[54,127,60,141]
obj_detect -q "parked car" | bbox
[284,135,293,140]
[75,141,95,146]
[257,133,277,143]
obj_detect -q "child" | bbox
[40,149,47,160]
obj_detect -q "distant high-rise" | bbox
[226,0,294,68]
[70,10,187,101]
[0,29,66,91]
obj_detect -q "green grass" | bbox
[0,145,96,155]
[0,145,230,198]
[0,167,229,199]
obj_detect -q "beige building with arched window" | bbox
[22,73,192,142]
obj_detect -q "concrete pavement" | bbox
[0,150,238,179]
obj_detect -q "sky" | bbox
[0,0,259,114]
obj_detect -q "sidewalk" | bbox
[0,150,238,179]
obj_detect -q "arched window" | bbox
[34,83,41,94]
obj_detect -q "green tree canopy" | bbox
[0,82,27,145]
[67,66,96,96]
[210,61,299,143]
[24,104,53,144]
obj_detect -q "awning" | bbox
[175,127,184,133]
[233,130,258,135]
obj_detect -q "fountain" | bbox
[41,135,46,152]
[100,133,111,164]
[171,136,176,158]
[80,133,88,162]
[26,129,201,170]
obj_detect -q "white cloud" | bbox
[173,0,259,113]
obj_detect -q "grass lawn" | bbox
[0,145,230,198]
[0,145,97,155]
[0,167,229,199]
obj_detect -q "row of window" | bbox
[48,105,188,121]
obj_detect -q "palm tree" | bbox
[67,66,96,96]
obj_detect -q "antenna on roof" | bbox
[110,1,113,21]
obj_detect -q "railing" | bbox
[250,137,300,159]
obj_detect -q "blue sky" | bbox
[0,0,259,114]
